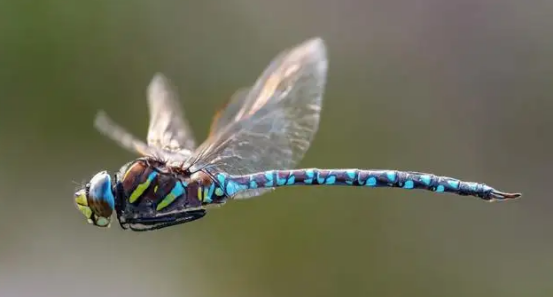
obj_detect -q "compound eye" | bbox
[88,171,115,218]
[74,171,115,228]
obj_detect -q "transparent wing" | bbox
[146,73,196,156]
[94,111,158,157]
[207,87,250,139]
[189,38,328,198]
[94,111,190,162]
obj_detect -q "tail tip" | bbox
[489,190,522,201]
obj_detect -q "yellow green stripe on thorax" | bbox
[129,171,158,203]
[156,181,186,211]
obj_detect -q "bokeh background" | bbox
[0,0,551,296]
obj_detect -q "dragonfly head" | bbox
[74,171,116,228]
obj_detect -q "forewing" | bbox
[207,87,250,139]
[190,38,328,198]
[94,111,159,157]
[147,73,196,156]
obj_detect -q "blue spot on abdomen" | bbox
[304,169,315,184]
[226,182,237,196]
[286,175,295,185]
[386,171,397,182]
[325,175,336,185]
[420,175,431,186]
[346,170,356,179]
[366,177,377,187]
[345,170,356,185]
[403,180,414,189]
[264,171,274,187]
[447,180,460,190]
[276,175,287,186]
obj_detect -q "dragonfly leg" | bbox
[120,209,207,231]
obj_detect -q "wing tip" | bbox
[93,110,108,126]
[149,72,169,90]
[304,37,325,47]
[297,37,327,59]
[147,72,177,102]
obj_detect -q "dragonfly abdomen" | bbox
[225,169,521,201]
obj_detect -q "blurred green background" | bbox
[0,0,551,296]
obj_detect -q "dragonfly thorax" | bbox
[107,158,223,231]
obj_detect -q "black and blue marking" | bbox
[216,169,521,201]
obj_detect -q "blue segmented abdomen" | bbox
[223,169,521,201]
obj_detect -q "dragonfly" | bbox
[74,38,521,231]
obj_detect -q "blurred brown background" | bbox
[0,0,551,296]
